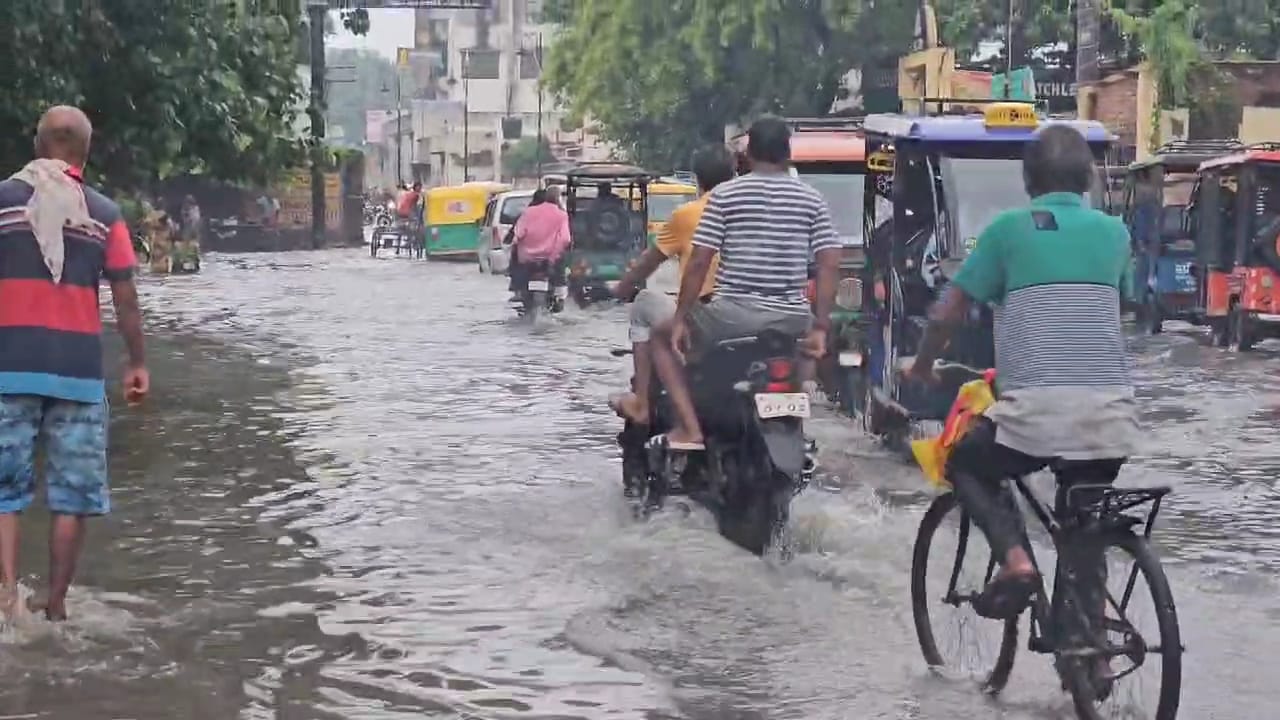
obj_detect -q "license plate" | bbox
[181,261,195,271]
[528,279,550,292]
[838,350,863,367]
[754,393,811,419]
[554,285,569,299]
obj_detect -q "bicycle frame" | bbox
[1000,477,1170,667]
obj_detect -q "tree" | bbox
[501,136,556,178]
[543,0,914,169]
[0,1,304,193]
[325,48,398,147]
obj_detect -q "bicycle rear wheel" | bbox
[1060,531,1182,720]
[911,493,1019,693]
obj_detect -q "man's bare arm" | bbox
[109,279,145,367]
[913,285,973,369]
[674,246,715,321]
[617,246,669,295]
[811,247,840,330]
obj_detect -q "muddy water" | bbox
[1,248,1275,719]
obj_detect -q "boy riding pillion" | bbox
[904,125,1137,619]
[608,145,736,425]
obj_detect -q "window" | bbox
[463,49,501,80]
[519,47,542,79]
[481,198,497,226]
[498,195,532,225]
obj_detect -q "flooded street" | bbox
[3,248,1278,719]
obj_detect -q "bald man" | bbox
[0,105,147,621]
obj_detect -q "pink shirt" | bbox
[513,203,571,261]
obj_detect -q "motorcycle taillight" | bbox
[766,358,793,381]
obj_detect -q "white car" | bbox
[478,189,534,274]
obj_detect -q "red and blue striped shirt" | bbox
[0,167,137,403]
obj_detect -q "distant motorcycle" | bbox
[513,259,567,319]
[615,329,816,555]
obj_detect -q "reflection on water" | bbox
[1,251,1274,718]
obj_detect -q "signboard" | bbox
[990,67,1035,102]
[277,171,342,231]
[984,102,1039,129]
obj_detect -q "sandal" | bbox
[971,572,1038,620]
[650,433,705,452]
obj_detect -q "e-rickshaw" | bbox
[1189,146,1280,350]
[1122,140,1244,333]
[423,182,510,260]
[860,102,1114,442]
[646,181,698,246]
[563,163,654,305]
[731,117,876,416]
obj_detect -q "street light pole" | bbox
[463,50,470,183]
[395,74,403,184]
[535,32,544,179]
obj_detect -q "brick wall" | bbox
[1093,70,1139,151]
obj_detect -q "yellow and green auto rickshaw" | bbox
[423,182,511,260]
[564,163,654,305]
[645,181,698,246]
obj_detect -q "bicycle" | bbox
[909,363,1183,720]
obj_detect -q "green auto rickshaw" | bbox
[563,163,654,306]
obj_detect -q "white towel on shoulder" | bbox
[9,158,95,284]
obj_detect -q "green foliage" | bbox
[502,136,556,178]
[0,1,305,193]
[325,48,398,147]
[1109,1,1201,110]
[543,0,913,169]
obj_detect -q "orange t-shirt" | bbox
[655,195,717,298]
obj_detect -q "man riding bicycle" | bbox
[905,125,1138,620]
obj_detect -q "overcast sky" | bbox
[327,9,414,60]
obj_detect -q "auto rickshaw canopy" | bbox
[424,183,506,225]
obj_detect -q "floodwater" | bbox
[1,248,1277,719]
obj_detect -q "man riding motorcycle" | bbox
[608,145,736,424]
[508,186,571,302]
[648,117,841,451]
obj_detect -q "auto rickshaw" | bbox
[1121,140,1243,333]
[423,182,511,260]
[1189,145,1280,350]
[646,180,697,246]
[731,117,875,416]
[563,163,653,305]
[860,102,1115,443]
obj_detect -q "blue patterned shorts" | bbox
[0,395,109,515]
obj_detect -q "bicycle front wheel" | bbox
[1062,531,1182,720]
[911,493,1019,694]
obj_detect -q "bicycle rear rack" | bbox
[1065,485,1172,538]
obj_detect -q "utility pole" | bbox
[1076,0,1101,120]
[1004,0,1024,99]
[463,49,471,182]
[307,0,327,249]
[395,75,403,184]
[535,32,544,179]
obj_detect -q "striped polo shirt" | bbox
[692,172,840,313]
[0,168,137,403]
[951,192,1139,459]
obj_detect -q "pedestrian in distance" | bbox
[0,105,149,621]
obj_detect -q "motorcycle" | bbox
[614,329,816,555]
[369,203,396,256]
[513,259,567,319]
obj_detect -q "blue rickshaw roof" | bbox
[862,113,1115,143]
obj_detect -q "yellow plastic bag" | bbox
[911,374,996,489]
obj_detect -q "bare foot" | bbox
[25,592,66,622]
[0,586,19,619]
[608,392,649,424]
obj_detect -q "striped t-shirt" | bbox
[951,192,1139,460]
[692,172,840,312]
[0,168,137,403]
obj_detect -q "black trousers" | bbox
[947,418,1124,636]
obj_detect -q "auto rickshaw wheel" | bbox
[1229,305,1256,351]
[1142,292,1164,335]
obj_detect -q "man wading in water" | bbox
[0,106,148,620]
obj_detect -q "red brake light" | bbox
[764,381,793,392]
[767,358,793,381]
